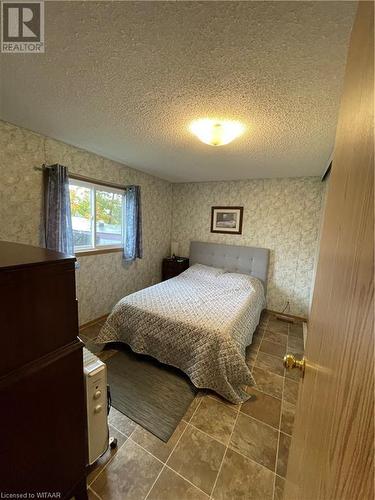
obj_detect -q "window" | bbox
[69,179,124,252]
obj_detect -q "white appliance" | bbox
[83,348,108,465]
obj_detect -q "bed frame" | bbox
[189,241,270,292]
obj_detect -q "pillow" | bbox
[182,263,225,279]
[217,271,265,295]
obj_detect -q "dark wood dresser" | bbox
[162,257,189,280]
[0,241,87,499]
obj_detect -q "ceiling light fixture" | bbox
[189,119,245,146]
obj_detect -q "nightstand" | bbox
[162,257,189,281]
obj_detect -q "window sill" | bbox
[75,247,123,257]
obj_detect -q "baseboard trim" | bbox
[303,322,308,348]
[80,314,109,330]
[266,308,307,323]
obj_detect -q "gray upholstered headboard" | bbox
[189,241,270,292]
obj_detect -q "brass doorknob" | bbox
[283,353,305,376]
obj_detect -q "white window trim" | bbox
[69,178,125,253]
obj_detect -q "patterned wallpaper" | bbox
[0,119,323,321]
[172,178,324,317]
[0,120,172,324]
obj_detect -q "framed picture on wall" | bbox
[211,206,244,234]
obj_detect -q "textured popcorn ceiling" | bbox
[0,1,356,182]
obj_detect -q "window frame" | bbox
[69,178,125,255]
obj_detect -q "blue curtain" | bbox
[44,164,74,255]
[123,185,142,261]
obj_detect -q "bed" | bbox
[96,241,269,403]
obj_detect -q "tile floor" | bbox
[80,311,304,500]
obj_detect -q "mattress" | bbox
[96,263,265,403]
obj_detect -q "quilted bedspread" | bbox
[96,264,265,403]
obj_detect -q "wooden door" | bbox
[285,2,374,499]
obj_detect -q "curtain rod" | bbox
[34,165,127,191]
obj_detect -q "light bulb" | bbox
[190,119,245,146]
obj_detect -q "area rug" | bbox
[105,344,198,442]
